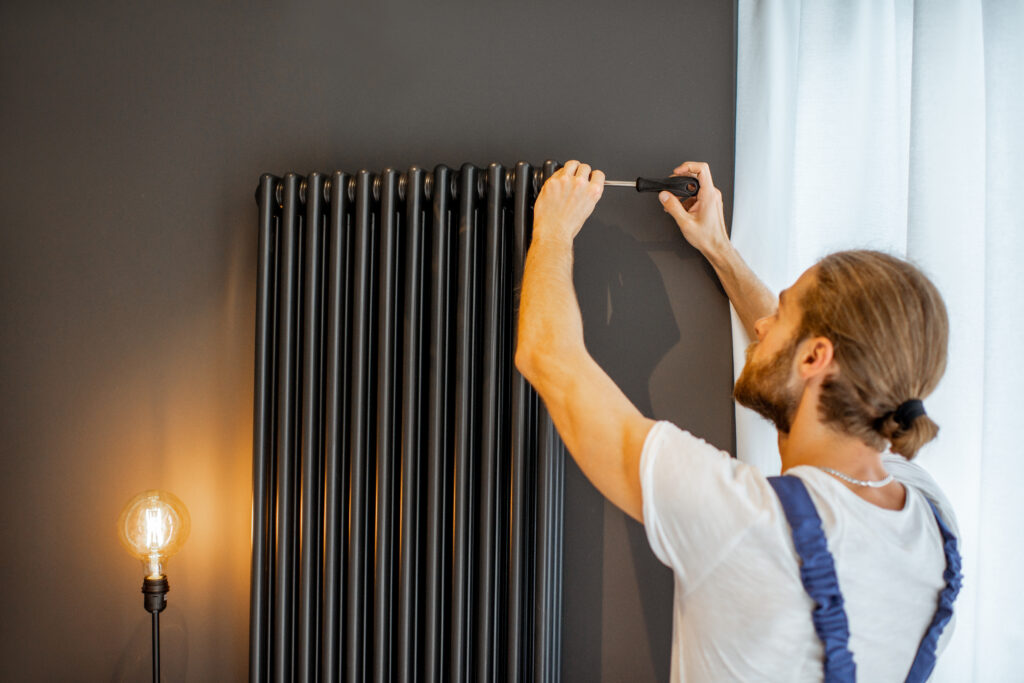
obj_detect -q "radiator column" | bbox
[322,171,354,683]
[423,165,454,683]
[297,173,327,683]
[450,163,481,683]
[476,162,507,683]
[373,169,403,683]
[272,174,303,683]
[250,174,279,683]
[506,161,536,682]
[346,170,378,683]
[397,167,427,683]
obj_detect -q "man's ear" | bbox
[796,336,834,379]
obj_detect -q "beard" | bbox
[733,337,801,434]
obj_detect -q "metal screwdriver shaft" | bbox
[604,176,700,199]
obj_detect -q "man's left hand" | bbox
[532,160,605,244]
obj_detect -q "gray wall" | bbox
[0,1,736,680]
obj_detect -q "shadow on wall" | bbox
[576,217,680,405]
[563,215,678,682]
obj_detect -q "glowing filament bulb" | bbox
[118,490,190,579]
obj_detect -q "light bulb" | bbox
[118,490,190,579]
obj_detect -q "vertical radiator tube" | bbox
[553,434,565,677]
[534,160,563,683]
[346,171,378,683]
[451,163,481,683]
[322,172,354,683]
[506,162,534,683]
[535,414,556,683]
[475,163,506,683]
[273,173,303,683]
[493,174,512,682]
[297,174,326,683]
[423,165,453,683]
[397,167,427,683]
[250,174,280,683]
[526,377,538,678]
[374,169,403,683]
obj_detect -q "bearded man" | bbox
[515,160,961,682]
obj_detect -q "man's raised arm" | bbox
[515,161,655,523]
[658,162,777,339]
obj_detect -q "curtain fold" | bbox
[734,1,1023,678]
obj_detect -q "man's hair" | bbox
[797,250,948,459]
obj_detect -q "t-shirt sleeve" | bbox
[640,420,777,592]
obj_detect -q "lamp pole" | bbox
[143,576,169,683]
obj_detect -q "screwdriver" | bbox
[603,176,700,200]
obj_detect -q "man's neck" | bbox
[778,385,888,481]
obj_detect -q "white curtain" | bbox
[733,0,1023,679]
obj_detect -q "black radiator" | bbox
[250,162,565,683]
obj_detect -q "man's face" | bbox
[733,269,816,433]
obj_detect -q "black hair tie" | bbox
[892,399,926,430]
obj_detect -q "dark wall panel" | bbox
[0,1,735,680]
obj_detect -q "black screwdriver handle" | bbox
[635,176,700,199]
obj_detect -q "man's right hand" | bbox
[658,161,730,259]
[656,160,777,340]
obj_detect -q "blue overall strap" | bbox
[904,499,963,683]
[768,475,857,683]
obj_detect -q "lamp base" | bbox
[142,576,169,614]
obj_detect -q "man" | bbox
[515,160,961,681]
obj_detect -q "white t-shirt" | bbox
[640,420,959,682]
